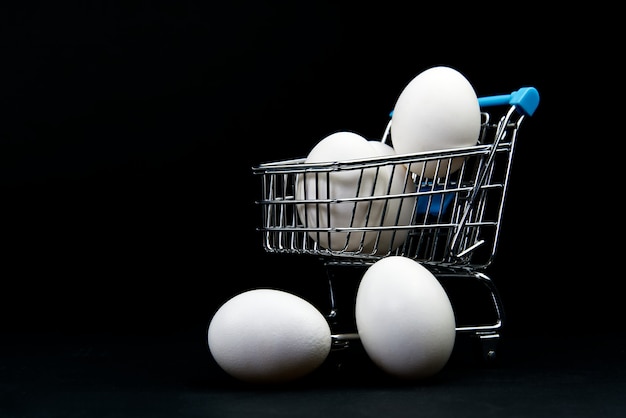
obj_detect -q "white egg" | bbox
[390,66,481,178]
[355,256,456,379]
[362,141,417,254]
[295,131,392,251]
[207,288,331,383]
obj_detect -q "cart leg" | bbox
[470,272,504,364]
[325,266,340,332]
[324,263,365,352]
[435,268,505,365]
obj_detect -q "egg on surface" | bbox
[207,288,331,384]
[390,66,481,178]
[362,141,417,255]
[355,256,456,379]
[295,131,392,251]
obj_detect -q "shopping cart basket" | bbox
[252,87,539,362]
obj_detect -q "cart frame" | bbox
[252,87,539,362]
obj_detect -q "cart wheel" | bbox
[477,333,500,364]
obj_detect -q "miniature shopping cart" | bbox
[252,87,539,363]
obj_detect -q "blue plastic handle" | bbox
[477,86,539,117]
[389,86,539,118]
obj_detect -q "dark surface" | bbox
[2,330,625,418]
[1,2,622,417]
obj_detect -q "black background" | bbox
[1,2,622,417]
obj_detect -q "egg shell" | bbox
[295,131,392,251]
[207,288,331,383]
[390,66,481,178]
[355,256,456,379]
[362,141,417,254]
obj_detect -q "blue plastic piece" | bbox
[415,183,455,216]
[478,86,540,117]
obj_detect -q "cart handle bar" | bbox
[389,86,540,118]
[477,87,539,117]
